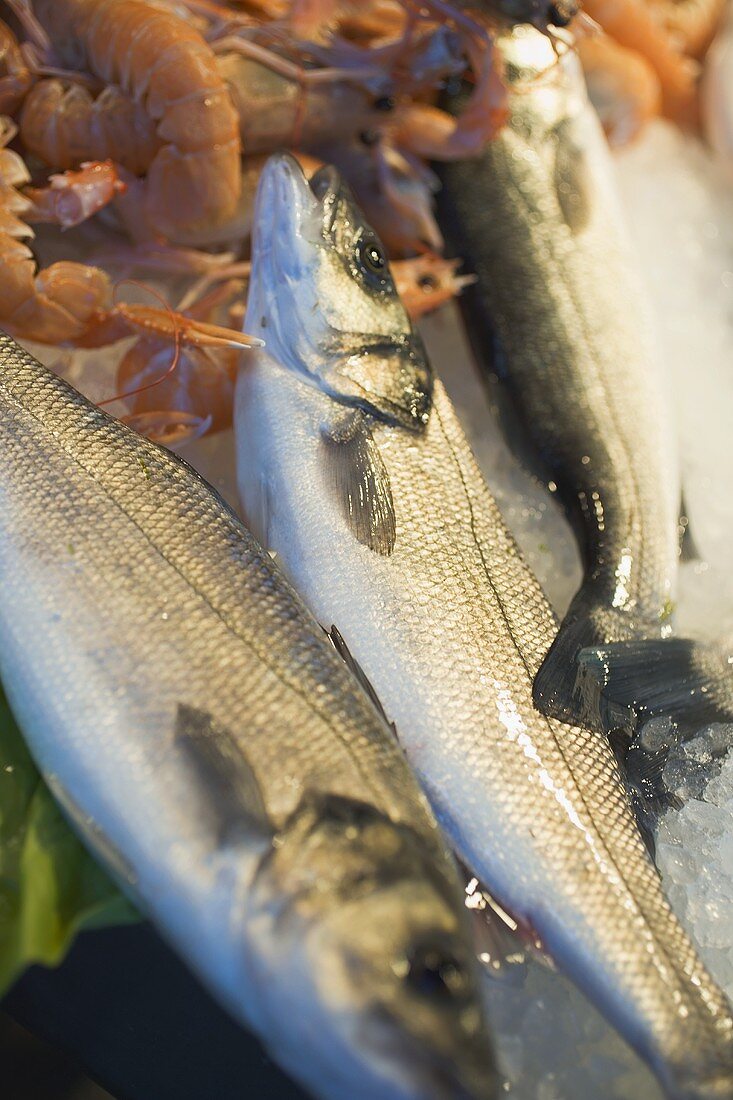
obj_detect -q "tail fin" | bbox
[532,589,642,727]
[533,614,606,726]
[575,637,733,738]
[607,725,683,856]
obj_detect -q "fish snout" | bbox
[254,153,320,244]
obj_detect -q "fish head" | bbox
[246,152,433,432]
[248,793,497,1100]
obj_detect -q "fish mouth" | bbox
[252,152,323,255]
[253,154,346,244]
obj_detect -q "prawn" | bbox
[19,0,242,241]
[390,39,508,160]
[113,279,245,447]
[392,253,476,318]
[0,18,34,115]
[647,0,726,59]
[212,2,493,153]
[24,160,127,228]
[215,49,391,154]
[0,117,257,352]
[578,35,662,145]
[580,0,699,125]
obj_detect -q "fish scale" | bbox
[236,151,733,1099]
[0,332,497,1100]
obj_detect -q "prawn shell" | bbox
[31,0,241,236]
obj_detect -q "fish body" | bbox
[436,32,681,727]
[0,333,497,1100]
[236,151,733,1100]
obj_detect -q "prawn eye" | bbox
[356,234,388,288]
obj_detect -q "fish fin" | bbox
[175,704,272,840]
[575,638,733,738]
[320,410,396,556]
[324,625,398,738]
[533,584,664,728]
[552,119,592,234]
[532,601,614,727]
[678,491,700,563]
[607,726,682,855]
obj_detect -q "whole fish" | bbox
[235,150,733,1100]
[0,333,497,1100]
[436,31,683,730]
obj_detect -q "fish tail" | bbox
[532,588,645,729]
[528,598,611,726]
[575,636,733,738]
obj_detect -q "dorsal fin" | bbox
[324,625,398,739]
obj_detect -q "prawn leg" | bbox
[24,160,127,228]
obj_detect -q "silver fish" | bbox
[0,333,497,1100]
[435,32,683,730]
[235,150,733,1099]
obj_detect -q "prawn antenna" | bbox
[98,280,182,409]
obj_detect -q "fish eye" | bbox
[405,944,468,1001]
[356,234,388,289]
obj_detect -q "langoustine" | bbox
[0,0,506,445]
[0,116,256,379]
[19,0,242,240]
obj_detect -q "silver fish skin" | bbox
[0,333,498,1100]
[436,32,681,729]
[236,151,733,1100]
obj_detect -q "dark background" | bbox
[1,923,310,1100]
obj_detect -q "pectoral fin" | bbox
[321,410,396,556]
[553,120,592,234]
[175,704,272,841]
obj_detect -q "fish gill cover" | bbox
[0,683,137,995]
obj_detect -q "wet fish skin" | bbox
[436,34,681,728]
[236,150,733,1100]
[0,333,497,1100]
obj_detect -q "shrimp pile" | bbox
[574,0,726,143]
[0,0,506,445]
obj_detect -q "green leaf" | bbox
[0,684,138,995]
